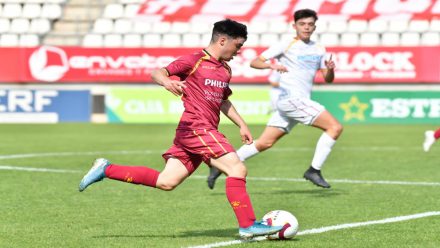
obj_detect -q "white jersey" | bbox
[261,38,327,99]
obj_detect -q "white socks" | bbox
[311,132,336,170]
[236,142,260,161]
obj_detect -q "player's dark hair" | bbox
[211,19,247,42]
[294,9,318,22]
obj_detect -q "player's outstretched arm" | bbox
[250,56,288,73]
[221,100,253,144]
[151,68,186,96]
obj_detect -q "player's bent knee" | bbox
[228,163,247,178]
[156,178,180,191]
[258,141,275,151]
[157,182,178,191]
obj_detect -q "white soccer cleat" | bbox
[423,131,435,152]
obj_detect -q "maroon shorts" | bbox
[162,129,235,174]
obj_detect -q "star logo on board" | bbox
[339,96,369,121]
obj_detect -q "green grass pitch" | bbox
[0,123,439,247]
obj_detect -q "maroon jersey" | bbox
[165,50,232,130]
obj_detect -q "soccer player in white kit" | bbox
[208,9,342,189]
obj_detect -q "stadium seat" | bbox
[162,33,181,47]
[48,0,67,3]
[123,34,142,47]
[400,32,420,46]
[22,3,42,19]
[142,34,161,47]
[29,18,51,34]
[189,22,211,34]
[319,33,339,46]
[119,0,143,3]
[113,19,132,33]
[41,4,62,20]
[381,33,400,46]
[347,20,368,33]
[170,22,191,34]
[359,33,380,46]
[3,4,22,18]
[151,22,171,34]
[201,33,212,45]
[429,19,440,32]
[327,20,347,33]
[93,18,113,33]
[19,34,39,46]
[248,21,268,34]
[10,18,30,33]
[103,4,124,19]
[259,33,279,47]
[104,34,123,47]
[340,33,359,46]
[182,33,201,47]
[314,20,328,34]
[245,33,259,47]
[124,4,140,18]
[367,19,388,33]
[268,21,290,34]
[420,32,440,46]
[132,21,151,33]
[388,19,408,33]
[407,20,429,33]
[0,19,10,33]
[0,34,19,46]
[82,33,103,47]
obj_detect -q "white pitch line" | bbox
[1,165,440,187]
[0,150,160,160]
[0,145,423,161]
[190,176,440,187]
[0,165,81,173]
[187,211,440,248]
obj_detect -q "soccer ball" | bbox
[263,210,299,240]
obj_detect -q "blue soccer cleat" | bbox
[239,220,283,239]
[78,158,110,192]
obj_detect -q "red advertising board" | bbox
[0,46,438,84]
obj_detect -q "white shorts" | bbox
[267,97,325,133]
[269,87,282,112]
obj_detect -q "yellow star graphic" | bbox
[339,96,369,121]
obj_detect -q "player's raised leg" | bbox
[79,157,189,192]
[210,152,283,238]
[305,110,343,188]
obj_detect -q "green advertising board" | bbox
[106,87,273,124]
[106,88,440,124]
[313,91,440,124]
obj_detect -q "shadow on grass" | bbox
[92,228,237,239]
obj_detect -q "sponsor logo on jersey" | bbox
[205,78,228,88]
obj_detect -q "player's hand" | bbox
[325,54,335,70]
[240,126,253,144]
[163,80,186,96]
[270,64,288,73]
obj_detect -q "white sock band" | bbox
[236,142,259,162]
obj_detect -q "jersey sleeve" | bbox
[165,54,195,79]
[223,86,232,100]
[260,41,287,61]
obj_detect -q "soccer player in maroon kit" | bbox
[78,19,282,239]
